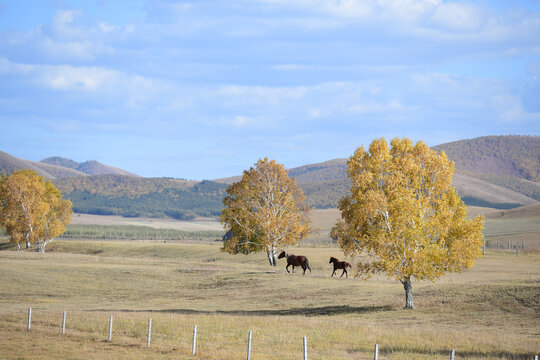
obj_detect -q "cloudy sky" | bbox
[0,0,539,179]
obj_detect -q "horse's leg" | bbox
[340,269,346,278]
[331,269,336,277]
[302,265,306,275]
[286,264,290,273]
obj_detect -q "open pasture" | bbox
[0,239,539,359]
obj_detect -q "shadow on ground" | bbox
[0,242,17,251]
[376,345,535,360]
[94,305,394,317]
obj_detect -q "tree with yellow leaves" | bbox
[0,169,72,252]
[331,138,484,309]
[220,158,310,266]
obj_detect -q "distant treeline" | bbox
[61,180,228,219]
[461,196,523,210]
[60,224,224,240]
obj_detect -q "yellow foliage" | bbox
[332,138,484,284]
[0,169,72,251]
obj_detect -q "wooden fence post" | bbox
[108,315,113,342]
[450,348,455,360]
[147,318,152,348]
[62,311,66,335]
[192,325,197,355]
[374,343,379,360]
[27,308,32,331]
[246,331,252,360]
[303,336,307,360]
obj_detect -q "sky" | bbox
[0,0,539,180]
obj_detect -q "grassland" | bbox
[1,240,539,359]
[1,206,539,359]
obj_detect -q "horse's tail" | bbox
[305,257,311,272]
[346,262,352,269]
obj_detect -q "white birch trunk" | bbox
[39,238,54,253]
[267,246,277,266]
[402,277,414,309]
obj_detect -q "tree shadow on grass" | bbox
[378,346,535,360]
[94,305,394,317]
[0,241,17,251]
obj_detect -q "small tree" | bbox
[0,169,72,252]
[220,158,311,266]
[331,138,484,309]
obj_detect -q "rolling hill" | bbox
[51,176,227,219]
[41,157,139,177]
[0,151,139,179]
[215,136,539,209]
[434,135,540,202]
[2,135,539,218]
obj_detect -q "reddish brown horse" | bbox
[329,257,352,278]
[278,251,311,275]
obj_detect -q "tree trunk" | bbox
[17,243,21,251]
[267,247,277,266]
[401,277,414,309]
[40,238,53,253]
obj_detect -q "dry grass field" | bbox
[70,213,224,232]
[0,206,539,359]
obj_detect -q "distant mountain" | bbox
[52,175,227,219]
[40,156,139,177]
[433,135,539,181]
[1,150,87,179]
[434,135,540,202]
[0,151,139,179]
[2,134,538,218]
[215,135,539,209]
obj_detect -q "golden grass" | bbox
[0,240,539,360]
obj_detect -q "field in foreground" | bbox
[0,240,539,360]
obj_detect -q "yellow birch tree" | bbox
[331,138,484,309]
[220,158,311,266]
[0,169,72,252]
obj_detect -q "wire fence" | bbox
[6,307,538,360]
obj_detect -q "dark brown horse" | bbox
[278,251,311,275]
[329,257,352,278]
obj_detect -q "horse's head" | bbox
[277,251,287,259]
[329,257,338,263]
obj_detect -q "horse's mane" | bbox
[330,256,338,262]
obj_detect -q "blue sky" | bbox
[0,0,539,179]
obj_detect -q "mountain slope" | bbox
[0,151,139,179]
[434,135,540,201]
[433,135,539,181]
[215,136,539,209]
[0,151,86,179]
[52,176,227,219]
[41,157,139,177]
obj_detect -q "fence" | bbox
[482,240,532,255]
[16,307,539,359]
